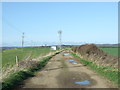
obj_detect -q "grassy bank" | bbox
[71,53,119,87]
[2,47,53,67]
[2,51,60,90]
[100,48,118,57]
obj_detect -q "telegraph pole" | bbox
[22,32,24,48]
[58,30,62,49]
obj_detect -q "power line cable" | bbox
[3,18,23,33]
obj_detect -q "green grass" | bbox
[100,48,119,57]
[2,47,53,68]
[2,51,60,90]
[71,53,119,87]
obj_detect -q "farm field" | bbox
[100,48,119,57]
[2,47,53,67]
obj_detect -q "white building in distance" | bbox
[51,46,57,50]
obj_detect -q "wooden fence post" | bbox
[16,56,19,67]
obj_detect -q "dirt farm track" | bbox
[15,52,116,89]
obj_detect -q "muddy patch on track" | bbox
[63,53,70,55]
[57,70,96,88]
[57,57,96,88]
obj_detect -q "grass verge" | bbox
[71,53,119,87]
[2,51,60,90]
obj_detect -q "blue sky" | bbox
[2,2,118,46]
